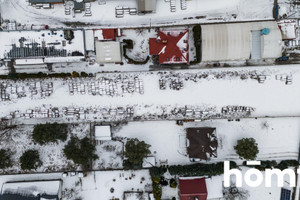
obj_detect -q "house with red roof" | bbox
[94,29,116,41]
[179,178,208,200]
[149,30,189,64]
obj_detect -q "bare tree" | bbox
[223,183,249,200]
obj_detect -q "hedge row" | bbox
[150,161,237,178]
[0,71,90,80]
[243,160,299,171]
[122,39,150,65]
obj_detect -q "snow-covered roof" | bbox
[277,20,297,40]
[137,0,156,12]
[95,125,111,140]
[1,181,62,199]
[0,30,85,60]
[29,0,63,3]
[15,58,44,65]
[95,41,122,63]
[85,30,95,51]
[142,156,156,168]
[201,21,282,61]
[205,176,223,199]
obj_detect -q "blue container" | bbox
[261,28,270,35]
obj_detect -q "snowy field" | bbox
[115,117,300,166]
[1,65,300,124]
[0,0,274,28]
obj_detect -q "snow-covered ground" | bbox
[115,117,300,166]
[0,0,274,28]
[1,65,300,124]
[0,170,152,200]
[0,123,124,173]
[0,167,295,200]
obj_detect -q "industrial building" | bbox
[0,180,62,200]
[200,21,283,62]
[0,29,85,65]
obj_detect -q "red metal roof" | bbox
[94,29,116,40]
[149,30,189,64]
[179,178,207,200]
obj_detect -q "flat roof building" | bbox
[29,0,64,3]
[201,21,282,61]
[95,41,122,63]
[0,180,62,200]
[137,0,156,13]
[95,125,111,141]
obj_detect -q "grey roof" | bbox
[137,0,156,12]
[29,0,63,3]
[74,1,85,10]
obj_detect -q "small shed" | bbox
[142,156,156,168]
[74,1,85,13]
[95,125,111,141]
[278,20,297,40]
[95,41,122,63]
[137,0,156,13]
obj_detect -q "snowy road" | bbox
[0,0,274,28]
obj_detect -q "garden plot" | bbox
[79,170,152,200]
[0,123,91,173]
[94,140,124,170]
[119,29,157,62]
[115,117,300,166]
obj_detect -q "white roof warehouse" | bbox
[201,21,282,62]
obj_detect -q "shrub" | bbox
[277,160,299,170]
[152,182,162,200]
[168,162,234,177]
[63,137,98,170]
[81,72,88,77]
[234,138,259,160]
[0,149,13,169]
[124,138,151,169]
[20,150,42,170]
[32,123,68,145]
[72,71,80,78]
[160,176,168,186]
[169,178,177,188]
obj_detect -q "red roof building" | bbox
[149,30,189,64]
[179,178,208,200]
[94,29,116,41]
